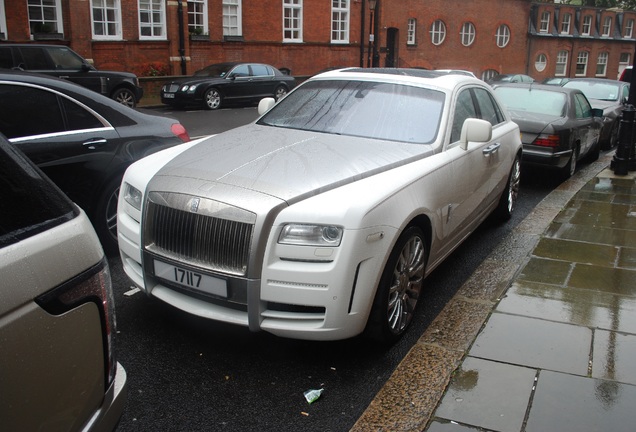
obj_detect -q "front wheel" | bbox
[562,145,579,180]
[203,88,222,110]
[494,154,521,221]
[365,226,427,344]
[93,176,122,255]
[112,88,136,108]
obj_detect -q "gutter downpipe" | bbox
[177,0,187,75]
[360,0,366,67]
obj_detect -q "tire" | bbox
[365,226,428,344]
[274,85,288,101]
[587,139,600,162]
[562,145,579,180]
[494,154,521,221]
[112,88,136,108]
[203,88,222,110]
[605,121,620,150]
[93,176,122,255]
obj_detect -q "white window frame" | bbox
[625,19,634,39]
[407,18,416,45]
[535,53,547,72]
[91,0,122,40]
[596,52,608,77]
[28,0,64,36]
[223,0,242,37]
[556,50,568,76]
[430,20,446,46]
[0,0,7,39]
[331,0,349,44]
[460,22,475,46]
[576,51,588,76]
[283,0,303,43]
[495,24,510,48]
[138,0,166,39]
[582,15,592,36]
[188,0,208,35]
[602,16,612,37]
[560,13,571,35]
[539,11,550,33]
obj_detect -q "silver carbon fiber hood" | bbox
[151,124,434,203]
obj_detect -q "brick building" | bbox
[0,1,634,81]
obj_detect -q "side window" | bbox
[250,64,270,77]
[60,98,104,130]
[44,47,84,70]
[0,47,13,69]
[17,47,51,70]
[230,64,249,78]
[0,84,64,139]
[451,89,477,143]
[574,94,592,119]
[473,88,504,126]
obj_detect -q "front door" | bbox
[385,28,398,67]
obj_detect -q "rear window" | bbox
[258,80,445,144]
[0,137,77,248]
[494,87,566,117]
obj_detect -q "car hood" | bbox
[150,124,434,203]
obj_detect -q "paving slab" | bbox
[526,370,636,432]
[435,357,536,432]
[592,329,636,386]
[469,313,591,376]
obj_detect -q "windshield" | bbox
[194,63,235,78]
[494,87,566,117]
[258,80,445,144]
[564,81,620,101]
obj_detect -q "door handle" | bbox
[483,142,501,156]
[83,139,107,150]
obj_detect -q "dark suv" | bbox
[0,44,143,107]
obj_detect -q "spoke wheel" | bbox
[495,154,521,220]
[204,88,222,110]
[94,176,122,255]
[366,226,427,343]
[274,85,288,100]
[112,88,136,108]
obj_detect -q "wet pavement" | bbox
[352,152,636,432]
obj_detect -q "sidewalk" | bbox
[352,152,636,432]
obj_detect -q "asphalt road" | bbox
[112,106,559,431]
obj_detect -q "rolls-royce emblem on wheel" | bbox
[190,197,200,213]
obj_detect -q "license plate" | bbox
[154,260,227,297]
[164,93,175,99]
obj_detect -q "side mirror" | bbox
[258,97,276,115]
[591,108,604,118]
[460,118,492,150]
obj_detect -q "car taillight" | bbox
[533,134,560,147]
[171,123,191,142]
[35,259,117,389]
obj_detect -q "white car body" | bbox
[118,69,522,341]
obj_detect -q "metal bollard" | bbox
[612,104,635,175]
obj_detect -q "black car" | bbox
[0,44,144,107]
[0,70,190,253]
[161,62,296,110]
[493,83,603,179]
[563,78,630,149]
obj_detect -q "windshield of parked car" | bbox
[194,63,235,78]
[494,87,566,117]
[564,81,620,101]
[257,80,445,144]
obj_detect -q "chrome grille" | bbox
[145,201,253,276]
[167,84,180,92]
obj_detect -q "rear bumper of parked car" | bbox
[521,146,572,169]
[86,362,128,432]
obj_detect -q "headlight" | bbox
[123,183,142,211]
[181,84,197,92]
[278,224,343,246]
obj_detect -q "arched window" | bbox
[460,22,475,46]
[430,20,446,45]
[496,24,510,48]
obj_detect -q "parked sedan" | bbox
[160,62,296,110]
[563,78,629,148]
[0,70,190,253]
[0,134,126,431]
[493,83,602,179]
[119,68,522,343]
[487,73,534,85]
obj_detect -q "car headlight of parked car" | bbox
[181,84,197,93]
[278,224,343,247]
[124,183,143,211]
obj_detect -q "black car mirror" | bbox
[591,108,604,118]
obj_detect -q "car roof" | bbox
[565,77,625,84]
[310,67,483,90]
[492,82,582,95]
